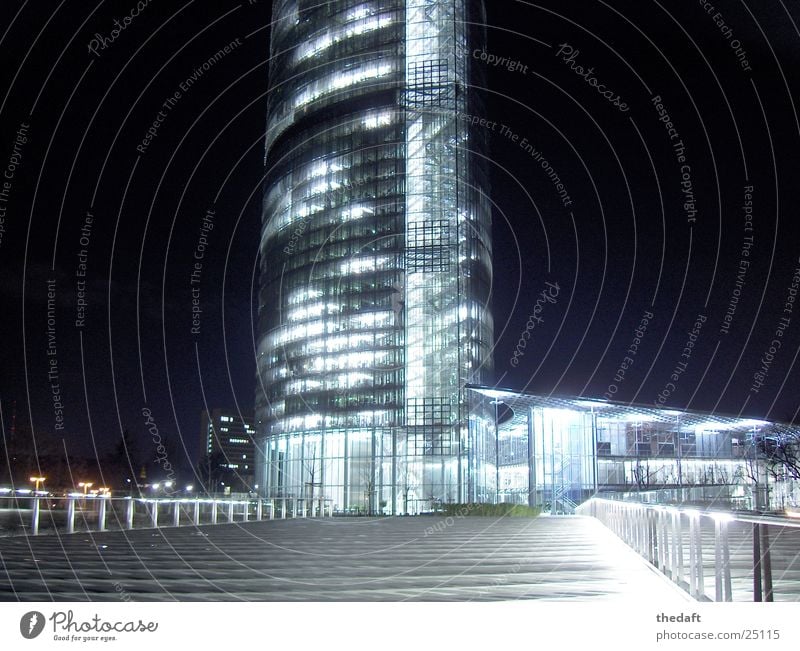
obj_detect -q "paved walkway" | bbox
[0,515,691,601]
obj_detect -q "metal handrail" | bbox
[577,497,798,602]
[0,495,334,537]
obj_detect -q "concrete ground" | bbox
[0,515,691,601]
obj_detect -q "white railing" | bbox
[0,495,333,537]
[577,497,800,601]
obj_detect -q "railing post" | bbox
[671,511,682,585]
[281,498,287,519]
[318,497,323,518]
[719,518,732,601]
[688,515,698,597]
[270,499,275,520]
[627,504,634,545]
[211,501,218,525]
[640,507,647,558]
[193,500,200,525]
[679,511,686,586]
[302,499,307,518]
[637,506,645,556]
[98,497,107,532]
[623,504,629,545]
[626,504,633,548]
[151,501,159,528]
[172,501,180,527]
[256,499,263,521]
[243,501,249,522]
[761,524,774,602]
[664,511,671,574]
[66,497,76,534]
[228,500,234,523]
[126,499,135,530]
[636,505,644,554]
[31,497,40,535]
[647,509,656,565]
[714,519,724,601]
[693,514,704,599]
[753,522,763,601]
[293,498,298,518]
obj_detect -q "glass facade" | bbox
[256,1,493,513]
[469,387,786,513]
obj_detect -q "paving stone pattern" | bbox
[0,515,690,601]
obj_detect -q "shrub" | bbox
[439,503,541,518]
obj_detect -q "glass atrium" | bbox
[468,387,789,513]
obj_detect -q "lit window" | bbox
[295,12,394,62]
[292,63,394,112]
[341,205,373,221]
[348,5,372,20]
[362,112,393,129]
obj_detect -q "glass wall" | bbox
[529,408,596,510]
[469,389,768,512]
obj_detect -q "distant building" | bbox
[200,409,257,493]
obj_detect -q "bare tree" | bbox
[395,458,414,514]
[303,442,322,511]
[715,463,730,485]
[632,460,669,489]
[760,432,800,481]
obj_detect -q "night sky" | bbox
[1,1,799,480]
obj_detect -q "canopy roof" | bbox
[466,385,793,437]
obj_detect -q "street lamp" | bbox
[78,481,93,495]
[29,476,46,492]
[490,399,504,504]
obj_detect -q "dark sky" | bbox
[1,0,799,474]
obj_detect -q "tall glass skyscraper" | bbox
[256,0,493,514]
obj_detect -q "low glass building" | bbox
[468,386,791,512]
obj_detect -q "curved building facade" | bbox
[256,0,493,514]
